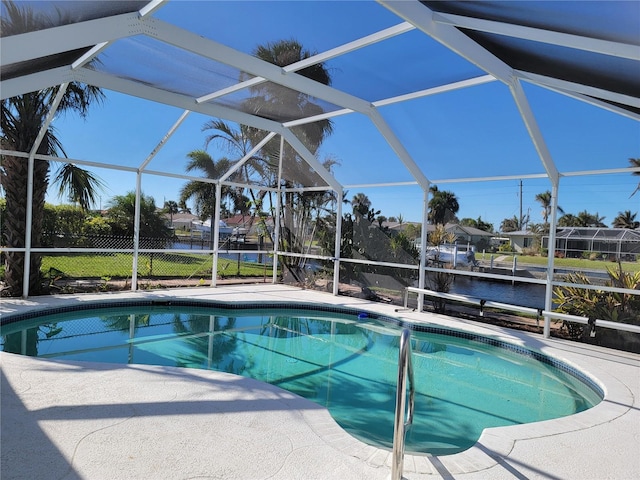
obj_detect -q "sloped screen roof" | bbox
[424,1,639,103]
[1,0,638,192]
[556,227,640,242]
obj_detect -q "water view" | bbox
[449,276,546,309]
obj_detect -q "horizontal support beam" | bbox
[76,67,286,134]
[433,12,640,61]
[1,12,143,66]
[145,17,373,115]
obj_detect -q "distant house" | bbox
[383,221,407,232]
[387,222,493,249]
[222,214,252,231]
[166,212,198,231]
[440,223,494,248]
[222,214,274,238]
[501,230,537,253]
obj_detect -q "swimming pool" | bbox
[0,299,602,455]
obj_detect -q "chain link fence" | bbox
[37,234,273,293]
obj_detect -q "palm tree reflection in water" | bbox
[171,314,238,371]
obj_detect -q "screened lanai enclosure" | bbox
[1,1,639,343]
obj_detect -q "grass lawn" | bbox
[2,251,636,283]
[478,252,640,273]
[40,253,273,279]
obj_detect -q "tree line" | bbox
[500,183,640,233]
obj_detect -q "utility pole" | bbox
[519,179,523,230]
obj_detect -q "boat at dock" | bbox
[425,244,478,267]
[191,219,248,239]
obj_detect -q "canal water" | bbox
[172,241,272,264]
[173,241,547,309]
[448,275,546,309]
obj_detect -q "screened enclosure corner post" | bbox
[417,186,430,311]
[543,182,561,338]
[211,182,222,287]
[272,135,285,284]
[272,187,282,284]
[332,186,343,296]
[22,152,35,299]
[131,173,143,291]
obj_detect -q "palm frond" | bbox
[53,163,105,210]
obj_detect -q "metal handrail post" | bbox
[391,328,415,480]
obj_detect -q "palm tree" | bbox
[105,191,172,276]
[351,193,371,216]
[242,39,335,280]
[240,39,333,185]
[500,215,520,232]
[428,186,459,225]
[629,158,640,197]
[535,190,564,225]
[200,119,270,229]
[179,150,239,221]
[245,39,333,149]
[187,40,335,281]
[202,119,269,198]
[558,213,580,227]
[576,210,606,227]
[53,163,105,208]
[0,1,105,296]
[613,210,639,229]
[460,216,494,232]
[163,200,179,227]
[106,192,171,240]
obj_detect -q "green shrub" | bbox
[554,263,640,342]
[498,242,514,253]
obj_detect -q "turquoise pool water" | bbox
[1,302,602,455]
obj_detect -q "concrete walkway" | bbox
[2,285,639,479]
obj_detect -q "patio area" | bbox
[2,284,639,479]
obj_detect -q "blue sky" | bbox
[45,1,640,231]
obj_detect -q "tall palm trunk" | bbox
[2,153,50,295]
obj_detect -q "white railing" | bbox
[404,286,541,317]
[405,286,640,336]
[542,310,640,334]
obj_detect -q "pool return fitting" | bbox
[391,328,415,480]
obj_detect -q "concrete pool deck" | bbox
[1,284,639,479]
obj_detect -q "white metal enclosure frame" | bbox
[1,1,639,337]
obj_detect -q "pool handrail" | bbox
[391,328,415,480]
